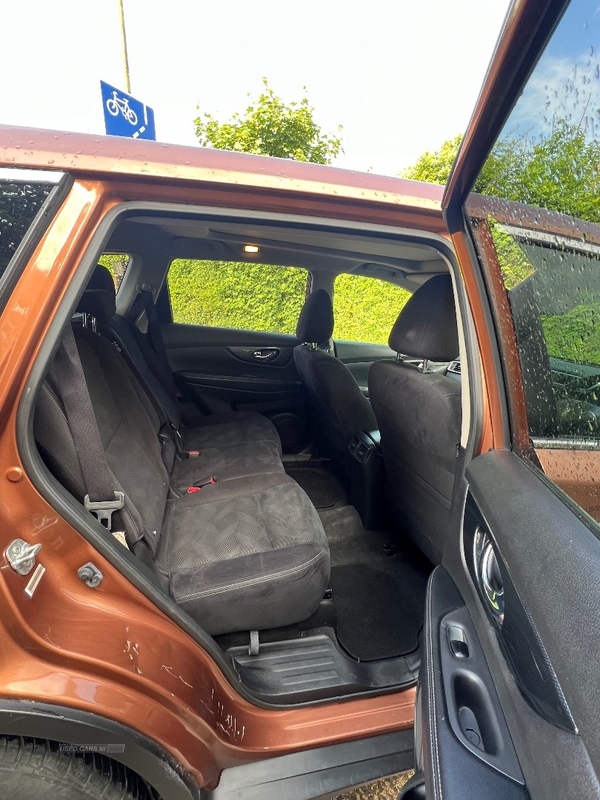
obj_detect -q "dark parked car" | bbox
[0,0,598,797]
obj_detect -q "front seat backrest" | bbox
[368,274,461,564]
[293,289,377,469]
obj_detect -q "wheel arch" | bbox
[0,699,199,800]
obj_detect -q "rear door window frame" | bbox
[0,168,71,314]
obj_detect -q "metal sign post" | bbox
[100,81,156,140]
[116,0,132,94]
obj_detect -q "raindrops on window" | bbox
[468,1,600,519]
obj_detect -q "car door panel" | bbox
[227,346,292,367]
[419,450,600,799]
[161,322,300,361]
[420,566,528,800]
[160,322,307,450]
[175,370,302,410]
[465,453,600,752]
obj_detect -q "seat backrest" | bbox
[293,289,376,464]
[80,265,183,431]
[34,268,176,554]
[368,274,461,563]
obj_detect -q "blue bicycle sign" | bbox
[105,90,138,126]
[100,80,156,141]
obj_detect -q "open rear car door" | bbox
[410,0,600,797]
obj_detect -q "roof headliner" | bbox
[108,211,449,289]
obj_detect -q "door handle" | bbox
[252,348,279,362]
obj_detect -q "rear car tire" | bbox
[0,736,155,799]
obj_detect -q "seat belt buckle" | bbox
[186,450,201,458]
[186,476,218,494]
[84,491,125,529]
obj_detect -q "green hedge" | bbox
[167,260,411,345]
[490,225,600,367]
[542,304,600,365]
[168,260,308,334]
[98,254,129,289]
[332,274,410,344]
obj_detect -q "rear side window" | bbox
[98,253,131,291]
[333,273,410,344]
[0,170,59,282]
[167,259,308,335]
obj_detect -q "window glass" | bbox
[467,0,600,515]
[0,174,55,281]
[167,259,308,334]
[333,273,410,344]
[486,222,600,438]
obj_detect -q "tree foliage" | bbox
[403,121,600,223]
[194,78,343,164]
[402,135,463,186]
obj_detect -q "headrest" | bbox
[296,289,334,344]
[389,274,458,361]
[76,265,116,321]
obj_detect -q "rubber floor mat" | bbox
[330,563,427,661]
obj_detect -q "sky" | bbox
[2,0,511,176]
[506,0,600,143]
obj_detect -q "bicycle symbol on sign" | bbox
[105,91,138,126]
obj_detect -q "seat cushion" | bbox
[171,439,284,492]
[156,474,330,635]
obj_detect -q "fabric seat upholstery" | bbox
[368,274,461,564]
[81,266,283,486]
[293,289,377,468]
[84,265,282,452]
[35,274,330,636]
[157,474,328,633]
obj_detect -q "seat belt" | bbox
[53,325,147,548]
[105,317,193,461]
[136,284,173,379]
[107,313,181,431]
[128,285,199,454]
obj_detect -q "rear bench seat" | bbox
[82,265,284,486]
[34,273,330,636]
